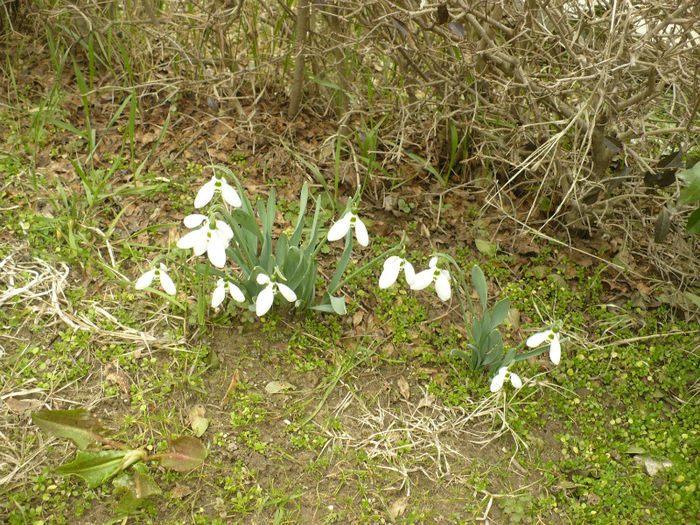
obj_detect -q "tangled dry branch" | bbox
[18,0,700,283]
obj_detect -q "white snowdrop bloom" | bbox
[255,272,297,317]
[176,214,233,268]
[490,366,523,393]
[134,263,176,295]
[378,256,416,289]
[526,329,562,365]
[212,278,245,308]
[327,211,369,246]
[194,174,242,209]
[410,257,451,301]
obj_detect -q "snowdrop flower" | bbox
[176,214,233,268]
[327,210,369,246]
[134,263,176,295]
[410,257,451,301]
[194,174,242,209]
[379,256,415,289]
[212,278,245,308]
[255,272,297,317]
[526,329,562,365]
[490,366,523,393]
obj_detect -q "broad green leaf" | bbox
[113,464,162,514]
[32,409,105,450]
[490,299,511,330]
[686,207,700,233]
[56,449,141,488]
[159,436,206,472]
[471,265,488,311]
[677,161,700,204]
[475,238,498,258]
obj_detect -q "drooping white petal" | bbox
[549,334,561,365]
[207,239,227,268]
[215,220,234,241]
[227,282,245,303]
[435,271,451,301]
[277,283,297,303]
[403,261,416,285]
[158,266,176,295]
[428,256,438,269]
[510,372,523,389]
[212,279,226,307]
[526,329,553,348]
[490,368,507,392]
[221,183,242,207]
[327,212,352,241]
[134,269,155,290]
[194,178,216,208]
[256,284,274,316]
[379,256,402,289]
[410,269,434,291]
[177,229,205,250]
[184,214,207,229]
[354,216,369,246]
[256,273,271,285]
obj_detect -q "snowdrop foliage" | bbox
[411,257,451,301]
[135,263,176,295]
[378,256,415,289]
[327,210,369,247]
[212,278,245,308]
[490,366,523,392]
[176,214,233,268]
[255,272,297,317]
[526,329,562,365]
[194,174,242,209]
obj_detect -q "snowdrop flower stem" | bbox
[330,242,405,295]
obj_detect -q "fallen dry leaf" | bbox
[397,376,411,400]
[220,369,240,407]
[171,483,192,498]
[389,496,409,518]
[4,397,42,413]
[186,405,209,437]
[416,393,435,410]
[265,380,295,395]
[104,361,130,395]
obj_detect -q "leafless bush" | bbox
[23,0,700,281]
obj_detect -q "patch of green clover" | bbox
[220,462,263,513]
[4,469,93,525]
[288,424,328,451]
[376,286,427,346]
[237,428,268,453]
[229,389,267,427]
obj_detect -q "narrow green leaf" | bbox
[328,233,353,293]
[490,299,511,330]
[32,409,105,450]
[450,349,469,360]
[472,265,488,311]
[289,182,309,246]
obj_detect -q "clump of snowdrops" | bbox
[135,165,563,390]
